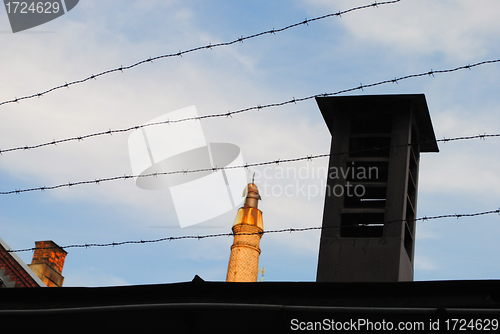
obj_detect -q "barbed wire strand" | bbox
[7,209,499,253]
[1,133,499,195]
[1,59,499,156]
[0,0,401,108]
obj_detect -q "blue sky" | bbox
[0,0,499,286]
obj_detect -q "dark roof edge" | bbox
[315,94,439,153]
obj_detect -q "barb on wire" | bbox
[0,1,401,108]
[437,134,500,143]
[1,132,499,195]
[0,153,329,195]
[7,209,499,253]
[1,58,500,156]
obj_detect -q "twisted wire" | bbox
[7,209,499,253]
[0,1,401,108]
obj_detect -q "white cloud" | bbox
[418,108,500,197]
[301,0,500,61]
[415,227,438,240]
[64,268,132,287]
[414,256,437,271]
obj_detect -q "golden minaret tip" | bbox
[242,182,261,209]
[234,181,263,229]
[226,180,264,282]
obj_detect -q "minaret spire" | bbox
[226,181,263,282]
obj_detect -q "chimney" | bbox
[28,241,67,287]
[226,183,263,282]
[315,94,438,282]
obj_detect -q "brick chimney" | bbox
[28,241,67,287]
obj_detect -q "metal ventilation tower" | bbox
[316,94,439,282]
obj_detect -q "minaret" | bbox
[226,182,263,282]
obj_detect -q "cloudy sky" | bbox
[0,0,499,286]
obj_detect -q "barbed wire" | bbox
[1,133,499,195]
[0,0,401,108]
[1,59,499,156]
[438,134,500,143]
[6,209,499,253]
